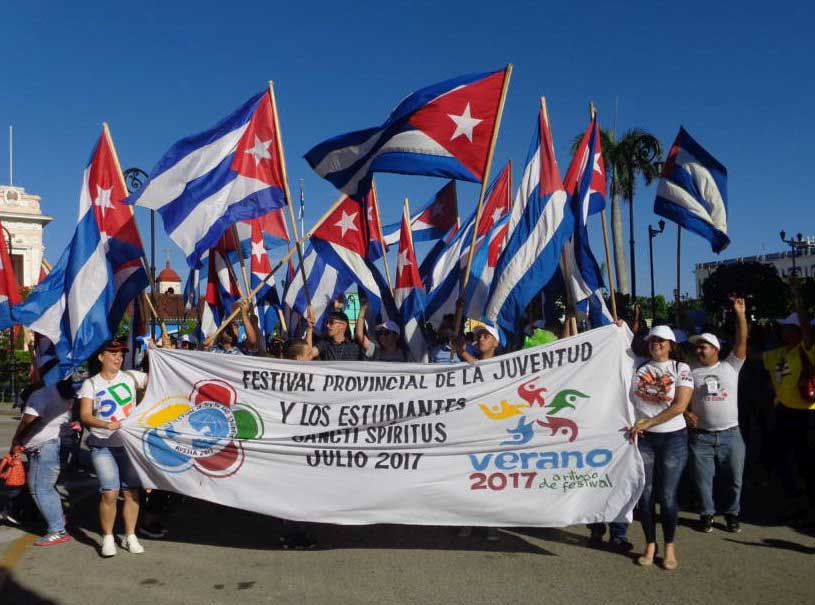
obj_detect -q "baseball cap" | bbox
[180,334,194,344]
[689,332,721,350]
[375,320,400,335]
[645,325,676,343]
[474,324,500,342]
[326,311,350,324]
[99,339,129,353]
[777,312,801,327]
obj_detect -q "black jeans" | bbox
[774,404,815,506]
[638,429,689,543]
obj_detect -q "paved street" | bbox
[1,411,813,605]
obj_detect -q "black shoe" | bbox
[139,523,168,539]
[588,531,605,547]
[699,515,714,533]
[280,532,316,550]
[725,514,741,533]
[608,537,634,553]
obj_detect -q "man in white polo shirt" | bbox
[686,296,748,533]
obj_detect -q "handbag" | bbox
[798,346,815,403]
[0,448,26,488]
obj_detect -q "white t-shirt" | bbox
[22,385,74,450]
[78,370,148,447]
[630,359,694,433]
[691,353,745,431]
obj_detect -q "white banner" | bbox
[121,324,644,527]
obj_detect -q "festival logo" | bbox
[633,368,674,403]
[141,379,263,478]
[95,382,136,422]
[478,376,589,445]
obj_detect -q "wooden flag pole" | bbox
[103,122,168,340]
[454,63,513,330]
[268,81,312,307]
[588,103,618,322]
[205,243,299,345]
[675,225,682,326]
[371,180,394,295]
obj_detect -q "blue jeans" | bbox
[690,427,745,516]
[90,446,141,492]
[637,429,688,544]
[26,439,65,534]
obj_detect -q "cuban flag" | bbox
[249,219,280,340]
[485,102,574,336]
[0,219,21,330]
[283,244,353,334]
[310,196,396,321]
[13,127,149,379]
[464,213,510,320]
[183,266,200,312]
[560,114,612,325]
[362,186,388,261]
[475,161,512,237]
[394,203,428,362]
[423,217,476,327]
[381,180,458,246]
[305,68,510,198]
[654,127,729,253]
[128,90,289,266]
[204,240,240,333]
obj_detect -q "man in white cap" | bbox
[354,299,407,362]
[762,277,814,525]
[686,297,748,533]
[457,324,500,364]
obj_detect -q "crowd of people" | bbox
[2,280,814,571]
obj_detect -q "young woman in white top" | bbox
[628,325,693,570]
[79,340,148,557]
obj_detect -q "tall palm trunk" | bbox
[610,191,629,295]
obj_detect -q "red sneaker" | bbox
[34,532,72,546]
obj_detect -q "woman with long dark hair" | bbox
[628,325,693,570]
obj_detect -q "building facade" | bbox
[0,185,53,288]
[694,245,815,296]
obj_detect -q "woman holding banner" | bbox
[628,326,693,571]
[79,340,148,558]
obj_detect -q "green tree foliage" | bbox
[701,261,790,321]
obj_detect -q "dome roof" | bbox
[157,261,181,283]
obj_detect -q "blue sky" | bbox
[1,0,812,299]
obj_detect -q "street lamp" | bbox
[779,230,806,277]
[123,167,154,337]
[648,219,666,321]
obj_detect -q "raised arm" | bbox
[355,300,372,350]
[731,296,748,360]
[791,277,812,348]
[304,306,320,360]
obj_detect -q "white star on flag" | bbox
[448,103,483,142]
[593,152,603,175]
[430,201,446,218]
[492,207,504,224]
[397,248,412,276]
[245,135,273,166]
[334,210,359,238]
[251,240,265,263]
[94,185,114,217]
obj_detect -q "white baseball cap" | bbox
[375,320,400,335]
[777,312,801,327]
[474,324,500,342]
[180,334,194,344]
[646,325,676,343]
[689,332,721,350]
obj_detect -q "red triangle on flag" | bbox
[408,70,506,181]
[231,94,285,188]
[311,196,368,257]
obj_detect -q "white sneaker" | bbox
[101,534,117,557]
[122,534,144,554]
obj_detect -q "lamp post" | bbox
[123,167,153,337]
[779,230,808,277]
[648,219,666,321]
[2,226,15,406]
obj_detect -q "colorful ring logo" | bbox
[142,379,263,478]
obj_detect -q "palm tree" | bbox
[571,128,662,299]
